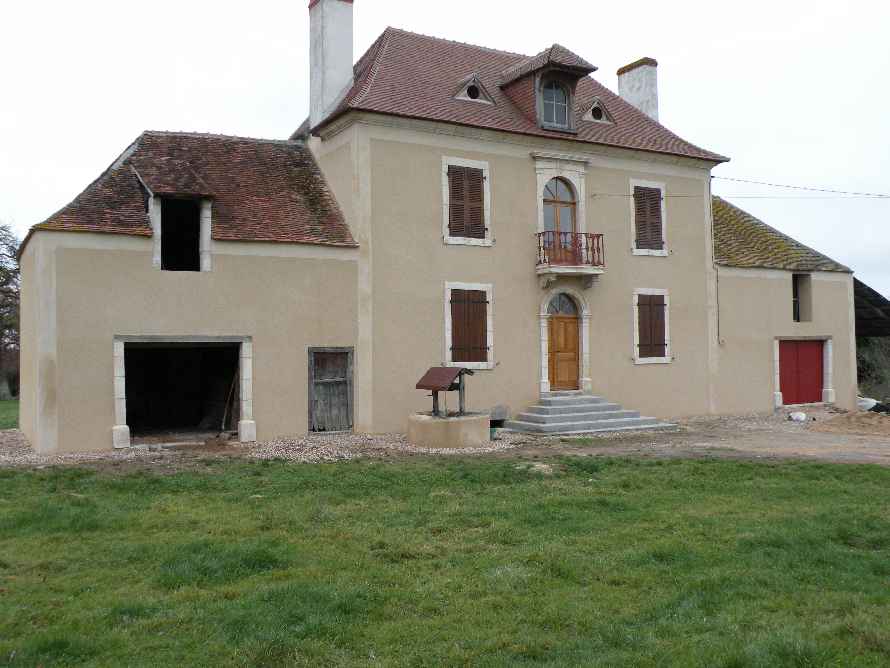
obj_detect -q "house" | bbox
[19,0,857,453]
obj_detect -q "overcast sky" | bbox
[3,0,888,293]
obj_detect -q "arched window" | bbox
[547,293,578,316]
[543,177,576,238]
[542,80,569,128]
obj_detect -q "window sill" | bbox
[444,236,494,247]
[632,248,668,257]
[541,123,577,135]
[634,356,673,365]
[444,360,495,370]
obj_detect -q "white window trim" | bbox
[442,157,493,247]
[443,281,495,370]
[632,288,673,364]
[149,195,213,271]
[629,179,668,257]
[533,153,588,234]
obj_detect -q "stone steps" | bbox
[505,391,674,435]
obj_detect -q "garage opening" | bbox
[124,342,240,443]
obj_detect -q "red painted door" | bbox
[779,340,824,405]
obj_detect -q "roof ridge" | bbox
[383,26,528,59]
[350,28,395,108]
[142,130,300,145]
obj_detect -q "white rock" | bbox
[789,412,807,422]
[858,396,878,411]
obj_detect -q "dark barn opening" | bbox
[125,343,240,440]
[161,198,201,271]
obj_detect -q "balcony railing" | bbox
[536,231,605,268]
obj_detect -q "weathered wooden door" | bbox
[309,348,353,432]
[548,316,580,390]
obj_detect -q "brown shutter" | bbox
[651,294,666,357]
[633,186,664,250]
[450,289,488,363]
[637,294,652,358]
[448,166,485,239]
[637,294,666,358]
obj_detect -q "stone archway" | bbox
[539,287,592,394]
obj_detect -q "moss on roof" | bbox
[712,196,850,273]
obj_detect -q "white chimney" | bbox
[617,57,658,122]
[309,0,354,128]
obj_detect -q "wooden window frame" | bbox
[442,156,492,247]
[543,177,577,235]
[444,281,494,370]
[541,79,570,130]
[632,288,672,364]
[629,179,668,257]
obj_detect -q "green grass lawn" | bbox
[2,457,890,667]
[0,400,17,430]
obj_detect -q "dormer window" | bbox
[542,80,569,128]
[161,198,201,271]
[583,99,613,124]
[455,75,494,105]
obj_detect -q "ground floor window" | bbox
[444,282,494,369]
[634,289,671,364]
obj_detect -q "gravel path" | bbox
[3,407,890,471]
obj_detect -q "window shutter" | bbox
[637,294,652,358]
[450,288,488,363]
[637,294,666,359]
[448,166,485,239]
[466,168,485,239]
[650,295,667,357]
[633,186,664,250]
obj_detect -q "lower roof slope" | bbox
[712,195,850,273]
[312,27,728,164]
[30,131,356,248]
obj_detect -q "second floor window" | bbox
[161,198,201,271]
[542,80,569,128]
[447,165,486,239]
[633,185,665,252]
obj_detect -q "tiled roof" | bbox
[712,196,849,273]
[30,131,356,248]
[313,28,728,163]
[499,43,596,85]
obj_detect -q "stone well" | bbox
[407,412,490,448]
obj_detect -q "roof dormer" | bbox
[453,74,494,105]
[498,44,596,133]
[582,98,613,124]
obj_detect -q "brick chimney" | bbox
[309,0,354,128]
[617,57,658,122]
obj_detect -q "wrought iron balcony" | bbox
[536,231,605,288]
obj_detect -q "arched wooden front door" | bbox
[547,294,580,390]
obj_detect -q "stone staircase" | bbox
[504,390,674,435]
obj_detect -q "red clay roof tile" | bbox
[313,28,728,163]
[31,132,356,248]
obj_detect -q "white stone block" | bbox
[241,399,253,421]
[115,398,127,424]
[112,425,131,449]
[114,354,125,378]
[114,376,126,400]
[241,340,253,359]
[238,420,257,443]
[113,340,124,357]
[822,389,836,403]
[240,356,252,380]
[240,377,252,402]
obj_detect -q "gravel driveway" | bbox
[2,408,889,471]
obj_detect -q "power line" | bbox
[713,176,890,199]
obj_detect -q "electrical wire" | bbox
[712,176,890,199]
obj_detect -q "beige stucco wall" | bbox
[20,230,357,453]
[313,116,720,432]
[713,267,857,413]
